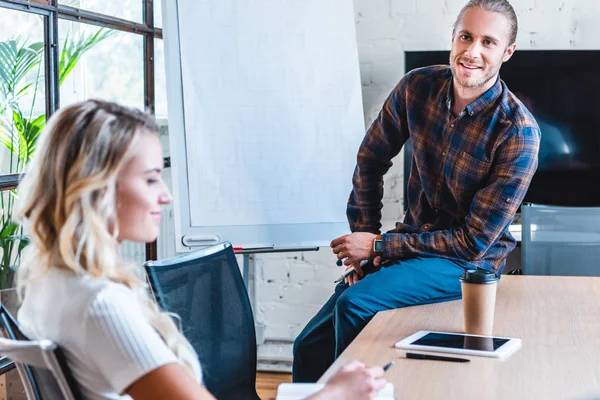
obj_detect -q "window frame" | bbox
[0,0,164,260]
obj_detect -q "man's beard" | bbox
[450,55,497,89]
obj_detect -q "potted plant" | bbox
[0,29,111,289]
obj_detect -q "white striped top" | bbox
[18,267,185,399]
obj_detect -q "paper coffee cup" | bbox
[460,269,499,335]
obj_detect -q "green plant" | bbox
[0,29,111,288]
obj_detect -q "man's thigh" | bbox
[339,256,466,313]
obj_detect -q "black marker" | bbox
[406,352,470,363]
[382,360,395,371]
[334,257,376,283]
[334,257,394,283]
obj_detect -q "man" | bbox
[293,0,540,382]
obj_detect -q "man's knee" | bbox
[292,331,306,358]
[334,289,371,320]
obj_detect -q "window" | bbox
[58,21,144,109]
[0,0,165,285]
[155,0,162,28]
[0,8,46,175]
[59,0,143,24]
[155,37,167,118]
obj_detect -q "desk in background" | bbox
[319,276,600,399]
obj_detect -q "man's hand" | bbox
[344,256,381,286]
[332,233,383,285]
[331,232,378,284]
[331,232,376,266]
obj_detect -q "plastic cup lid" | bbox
[459,268,499,284]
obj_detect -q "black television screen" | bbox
[404,50,600,208]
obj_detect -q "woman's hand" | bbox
[308,360,387,400]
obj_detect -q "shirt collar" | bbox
[446,74,503,117]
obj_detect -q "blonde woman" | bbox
[15,100,386,399]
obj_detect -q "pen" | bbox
[334,266,357,283]
[336,256,374,267]
[334,257,393,283]
[334,258,374,283]
[406,352,470,363]
[382,360,395,371]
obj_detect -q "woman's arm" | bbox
[126,363,215,400]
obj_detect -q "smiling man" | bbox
[293,0,541,383]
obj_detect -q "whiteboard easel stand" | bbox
[235,247,319,318]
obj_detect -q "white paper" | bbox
[177,0,365,227]
[276,382,395,400]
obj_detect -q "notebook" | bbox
[276,382,394,399]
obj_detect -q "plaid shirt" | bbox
[348,65,540,273]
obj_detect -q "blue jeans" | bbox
[292,256,467,382]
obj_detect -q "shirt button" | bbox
[505,198,511,203]
[450,124,455,128]
[469,111,475,116]
[441,151,447,157]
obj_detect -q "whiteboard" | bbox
[163,0,365,251]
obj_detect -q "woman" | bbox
[15,100,386,399]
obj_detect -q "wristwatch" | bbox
[373,235,383,255]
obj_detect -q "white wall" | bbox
[139,0,600,369]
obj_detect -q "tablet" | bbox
[394,330,521,359]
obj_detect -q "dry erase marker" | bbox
[334,267,357,283]
[406,352,469,363]
[334,257,393,283]
[334,258,374,283]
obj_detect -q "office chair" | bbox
[145,242,260,400]
[0,304,82,400]
[521,203,600,276]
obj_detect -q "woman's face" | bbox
[116,133,172,243]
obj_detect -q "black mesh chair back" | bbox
[0,304,82,400]
[144,242,259,400]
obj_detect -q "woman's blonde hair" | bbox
[15,99,201,381]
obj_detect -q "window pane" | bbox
[58,20,144,111]
[155,38,167,118]
[0,8,46,287]
[0,8,46,175]
[59,0,142,24]
[155,0,162,28]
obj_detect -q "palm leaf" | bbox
[0,220,19,240]
[0,105,44,163]
[59,28,113,85]
[0,39,44,100]
[10,108,45,162]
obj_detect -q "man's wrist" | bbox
[373,234,383,256]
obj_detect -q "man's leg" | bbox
[292,282,349,382]
[333,257,465,356]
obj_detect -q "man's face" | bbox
[450,7,516,90]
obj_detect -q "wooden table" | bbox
[319,276,600,399]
